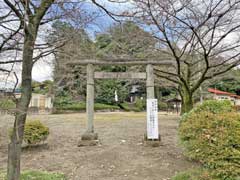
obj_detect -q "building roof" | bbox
[208,88,240,99]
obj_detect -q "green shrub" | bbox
[53,93,73,108]
[58,102,86,111]
[55,102,120,112]
[120,101,144,112]
[24,120,49,145]
[172,168,216,180]
[191,100,233,114]
[94,103,120,110]
[135,98,145,111]
[10,120,49,145]
[0,170,66,180]
[179,101,240,179]
[158,101,168,110]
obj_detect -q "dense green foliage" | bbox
[95,80,128,104]
[53,91,73,107]
[95,21,156,58]
[94,22,155,104]
[179,100,240,179]
[210,69,240,95]
[10,120,49,145]
[0,170,65,180]
[51,21,95,98]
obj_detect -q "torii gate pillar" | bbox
[86,64,95,133]
[79,64,98,145]
[146,64,155,99]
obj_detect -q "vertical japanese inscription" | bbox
[147,99,159,139]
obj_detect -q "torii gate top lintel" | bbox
[68,59,174,66]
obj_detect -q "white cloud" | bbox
[32,55,54,82]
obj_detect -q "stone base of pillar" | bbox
[78,132,99,147]
[81,132,98,140]
[78,140,99,147]
[143,133,161,147]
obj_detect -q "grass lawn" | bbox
[0,170,66,180]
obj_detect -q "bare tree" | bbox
[92,0,240,113]
[2,1,57,179]
[0,0,97,179]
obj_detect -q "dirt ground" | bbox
[0,112,197,180]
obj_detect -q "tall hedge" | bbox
[179,100,240,179]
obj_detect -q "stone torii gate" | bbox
[68,59,173,146]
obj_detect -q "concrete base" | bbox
[143,134,161,147]
[78,132,99,147]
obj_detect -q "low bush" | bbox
[94,103,120,110]
[135,98,146,111]
[10,120,49,145]
[24,120,49,145]
[179,100,240,179]
[55,102,120,112]
[158,101,168,111]
[120,101,144,112]
[0,170,66,180]
[53,94,73,107]
[57,102,86,111]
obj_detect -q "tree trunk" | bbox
[7,142,21,180]
[180,88,194,114]
[7,109,31,180]
[7,28,35,180]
